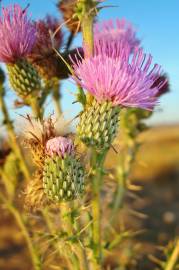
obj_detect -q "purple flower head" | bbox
[94,19,140,58]
[72,47,165,110]
[0,4,36,63]
[31,15,63,58]
[46,136,74,158]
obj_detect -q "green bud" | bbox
[7,59,41,99]
[77,99,120,150]
[43,154,85,202]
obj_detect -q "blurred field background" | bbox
[0,0,179,269]
[0,124,179,269]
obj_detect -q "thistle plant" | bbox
[0,1,175,270]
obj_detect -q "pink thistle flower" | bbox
[94,19,140,57]
[72,47,166,110]
[46,136,74,158]
[0,4,36,63]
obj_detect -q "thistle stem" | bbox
[110,142,138,224]
[60,203,80,270]
[0,89,31,180]
[30,97,42,119]
[81,0,95,57]
[165,239,179,270]
[0,193,41,270]
[65,32,74,51]
[52,79,62,117]
[91,149,107,264]
[81,15,94,57]
[110,171,126,225]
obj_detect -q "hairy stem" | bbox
[81,15,94,57]
[91,149,107,264]
[81,0,95,57]
[60,203,80,270]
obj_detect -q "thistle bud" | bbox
[7,60,41,99]
[77,98,120,149]
[43,136,85,202]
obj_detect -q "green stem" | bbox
[42,207,74,270]
[52,79,62,117]
[30,97,42,119]
[165,239,179,270]
[81,14,94,57]
[0,167,15,200]
[80,0,96,58]
[73,202,90,270]
[110,170,126,225]
[110,142,138,225]
[0,193,41,270]
[0,89,31,180]
[91,149,107,264]
[60,203,80,270]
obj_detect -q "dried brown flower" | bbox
[23,115,71,167]
[28,15,63,80]
[24,169,49,211]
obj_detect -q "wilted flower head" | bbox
[23,114,70,146]
[30,15,63,61]
[28,15,63,79]
[22,115,71,167]
[72,47,165,110]
[46,136,74,158]
[0,4,36,63]
[94,19,139,52]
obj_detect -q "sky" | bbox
[1,0,179,125]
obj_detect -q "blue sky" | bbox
[1,0,179,124]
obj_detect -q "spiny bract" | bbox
[7,59,41,98]
[77,98,120,149]
[43,154,85,202]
